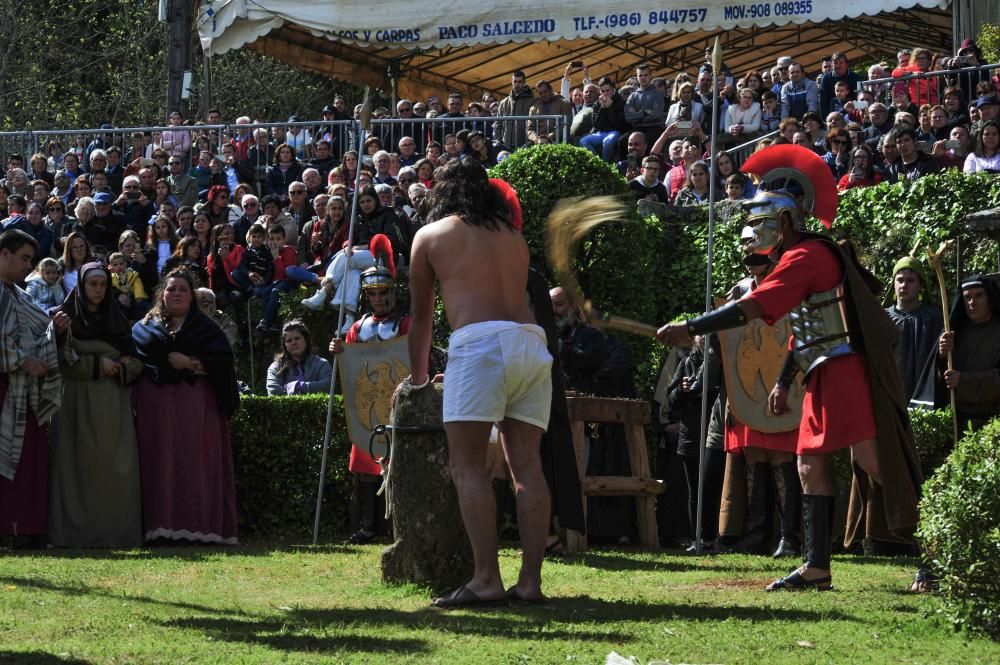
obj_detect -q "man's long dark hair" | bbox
[423,158,513,231]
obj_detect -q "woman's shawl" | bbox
[132,308,239,417]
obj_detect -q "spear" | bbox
[313,87,373,544]
[926,240,957,445]
[694,36,723,555]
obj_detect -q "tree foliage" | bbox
[0,1,361,131]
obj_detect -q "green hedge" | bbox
[918,418,1000,640]
[489,144,668,396]
[909,407,955,480]
[230,394,352,540]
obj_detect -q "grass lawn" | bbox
[0,543,997,664]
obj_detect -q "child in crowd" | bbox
[108,251,149,321]
[830,80,852,115]
[257,225,299,334]
[725,173,748,201]
[231,223,274,302]
[25,257,66,311]
[759,91,781,134]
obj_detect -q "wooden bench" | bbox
[564,396,663,551]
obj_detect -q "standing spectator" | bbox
[266,320,332,395]
[886,257,942,403]
[664,82,705,132]
[892,47,939,108]
[0,230,68,546]
[131,269,239,544]
[49,262,143,547]
[820,52,861,115]
[285,117,313,160]
[21,203,53,266]
[963,120,1000,174]
[265,144,304,197]
[161,111,192,161]
[780,63,819,120]
[309,142,338,183]
[105,147,125,195]
[624,64,666,147]
[526,80,573,145]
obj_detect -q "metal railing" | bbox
[862,62,1000,110]
[724,129,780,165]
[0,115,568,172]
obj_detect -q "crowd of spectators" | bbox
[0,38,997,553]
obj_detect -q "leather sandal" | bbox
[766,570,833,591]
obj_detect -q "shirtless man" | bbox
[407,158,552,607]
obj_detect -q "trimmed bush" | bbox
[489,144,673,396]
[909,407,955,479]
[230,394,352,540]
[918,418,1000,640]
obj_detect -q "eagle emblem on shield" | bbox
[717,315,804,433]
[337,335,411,458]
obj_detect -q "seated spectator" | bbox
[665,82,705,131]
[59,231,94,293]
[665,136,703,202]
[821,127,852,179]
[778,117,799,143]
[885,127,941,182]
[464,131,503,167]
[145,215,179,274]
[724,173,749,201]
[260,195,296,247]
[759,91,781,133]
[837,145,883,190]
[628,156,669,204]
[579,78,629,163]
[725,88,761,144]
[187,150,215,192]
[801,112,827,149]
[21,202,53,264]
[117,230,157,298]
[266,320,332,396]
[195,287,238,349]
[25,257,66,311]
[713,151,753,196]
[673,160,711,206]
[163,235,208,287]
[108,251,149,321]
[931,125,973,169]
[230,223,273,302]
[371,151,396,186]
[527,79,574,145]
[941,86,969,125]
[256,225,299,334]
[66,196,111,251]
[616,132,649,178]
[205,223,243,312]
[963,120,1000,174]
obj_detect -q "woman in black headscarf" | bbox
[49,262,144,547]
[131,268,239,544]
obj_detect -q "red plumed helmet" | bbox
[361,233,395,291]
[490,177,522,232]
[741,144,839,228]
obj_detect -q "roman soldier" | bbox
[329,233,410,544]
[658,145,923,591]
[718,226,802,558]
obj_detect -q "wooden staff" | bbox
[926,240,957,445]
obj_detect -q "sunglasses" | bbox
[47,207,63,212]
[244,202,259,208]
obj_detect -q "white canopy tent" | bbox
[197,0,953,102]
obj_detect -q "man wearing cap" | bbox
[935,275,1000,432]
[886,257,943,403]
[93,192,127,242]
[970,95,998,138]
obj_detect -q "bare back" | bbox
[415,214,535,331]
